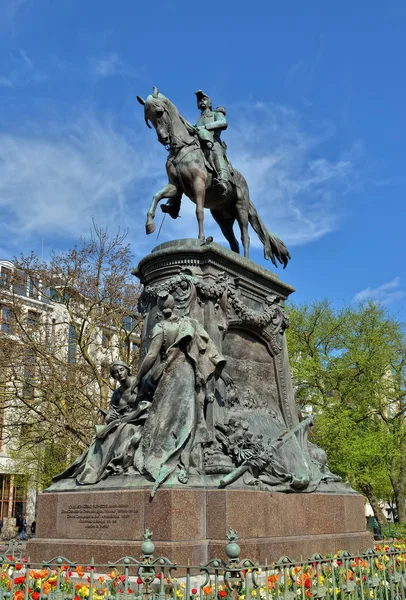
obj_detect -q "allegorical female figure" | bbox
[53,361,150,485]
[133,291,226,496]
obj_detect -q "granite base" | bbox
[27,487,373,564]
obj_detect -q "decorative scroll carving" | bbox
[139,269,289,347]
[227,289,289,335]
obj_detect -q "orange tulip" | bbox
[43,582,51,595]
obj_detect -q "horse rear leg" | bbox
[210,210,239,254]
[146,183,180,234]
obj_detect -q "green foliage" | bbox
[287,299,406,524]
[381,523,406,539]
[10,443,69,490]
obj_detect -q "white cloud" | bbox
[287,60,305,80]
[0,100,359,261]
[0,117,162,253]
[224,102,356,247]
[353,277,405,305]
[152,101,358,251]
[89,53,139,79]
[0,47,47,87]
[19,47,32,69]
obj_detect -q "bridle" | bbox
[153,103,196,153]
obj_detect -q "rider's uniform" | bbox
[194,92,230,197]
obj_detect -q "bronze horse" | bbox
[137,87,291,268]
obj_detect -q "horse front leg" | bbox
[192,177,206,241]
[146,183,180,234]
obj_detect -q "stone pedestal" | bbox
[29,240,373,564]
[28,487,372,565]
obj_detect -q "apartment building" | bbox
[0,258,140,531]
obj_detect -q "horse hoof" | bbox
[146,222,156,235]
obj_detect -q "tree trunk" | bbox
[389,453,406,524]
[396,489,405,524]
[359,483,388,528]
[391,473,406,524]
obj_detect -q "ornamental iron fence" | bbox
[1,529,406,600]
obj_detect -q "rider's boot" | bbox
[160,196,182,219]
[215,169,229,198]
[213,151,229,198]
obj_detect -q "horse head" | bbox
[137,87,195,149]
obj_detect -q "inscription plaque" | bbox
[61,503,135,530]
[53,491,144,540]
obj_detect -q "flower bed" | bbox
[2,540,406,600]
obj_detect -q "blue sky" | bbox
[0,0,405,315]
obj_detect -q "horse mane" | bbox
[179,114,196,135]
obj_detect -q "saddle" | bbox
[162,134,235,220]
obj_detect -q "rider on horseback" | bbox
[138,86,291,268]
[194,90,231,198]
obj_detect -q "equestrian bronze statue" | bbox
[137,87,291,268]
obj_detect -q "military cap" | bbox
[195,90,211,101]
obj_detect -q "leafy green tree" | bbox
[286,300,406,527]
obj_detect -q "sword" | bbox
[156,213,167,240]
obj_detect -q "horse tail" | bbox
[248,199,291,268]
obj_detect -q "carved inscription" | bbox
[60,503,135,531]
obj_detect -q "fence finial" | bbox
[226,528,240,560]
[141,528,155,557]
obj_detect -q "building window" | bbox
[28,277,39,300]
[123,339,138,359]
[49,318,56,352]
[123,315,137,332]
[50,288,70,304]
[0,306,12,333]
[49,288,58,301]
[0,475,27,520]
[14,479,27,521]
[0,267,12,289]
[26,310,38,327]
[49,288,61,302]
[13,269,27,297]
[68,324,77,364]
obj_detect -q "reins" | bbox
[161,106,200,195]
